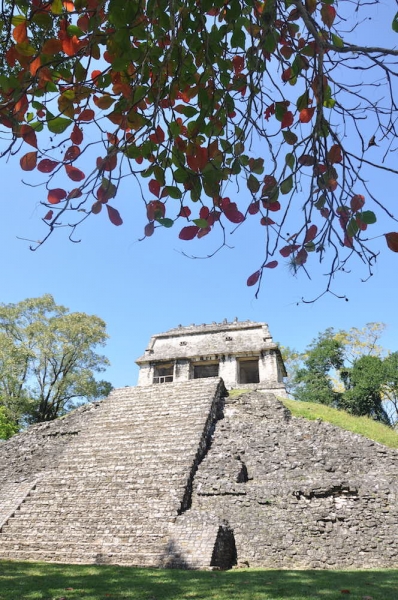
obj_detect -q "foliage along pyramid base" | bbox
[0,380,397,569]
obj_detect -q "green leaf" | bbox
[331,33,344,47]
[231,28,245,49]
[285,153,295,171]
[347,217,359,237]
[280,175,293,195]
[192,218,208,228]
[296,91,309,111]
[283,130,298,145]
[47,117,72,134]
[157,218,174,228]
[247,174,260,193]
[165,186,182,199]
[393,12,398,32]
[360,210,377,225]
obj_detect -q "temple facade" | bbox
[136,320,287,394]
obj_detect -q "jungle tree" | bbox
[1,0,398,295]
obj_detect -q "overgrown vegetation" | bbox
[281,397,398,449]
[0,560,397,600]
[283,323,398,426]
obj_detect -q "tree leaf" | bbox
[65,164,85,181]
[280,175,293,194]
[106,205,123,226]
[47,117,72,134]
[264,260,278,268]
[247,270,261,286]
[20,151,37,171]
[299,107,315,123]
[48,189,67,204]
[304,224,317,243]
[385,232,398,252]
[360,210,377,225]
[37,159,59,173]
[179,225,199,240]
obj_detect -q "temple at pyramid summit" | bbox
[136,320,287,392]
[0,320,397,569]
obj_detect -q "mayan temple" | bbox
[0,320,397,569]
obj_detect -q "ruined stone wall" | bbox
[184,391,398,569]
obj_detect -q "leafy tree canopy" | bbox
[284,323,397,425]
[1,1,398,295]
[0,294,112,429]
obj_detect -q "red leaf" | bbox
[233,55,244,75]
[78,109,95,122]
[29,56,41,77]
[65,164,85,181]
[187,147,208,172]
[321,4,336,28]
[48,189,67,204]
[262,200,281,212]
[179,225,199,240]
[37,159,59,173]
[145,222,155,237]
[13,22,27,44]
[304,224,317,243]
[294,248,308,265]
[350,194,365,212]
[149,125,165,144]
[280,244,300,257]
[197,226,211,239]
[42,38,63,54]
[146,200,165,220]
[281,68,292,83]
[248,201,260,215]
[71,124,83,145]
[298,155,315,166]
[20,151,37,171]
[260,217,275,226]
[224,203,245,224]
[149,179,161,198]
[328,144,342,164]
[179,206,191,218]
[64,145,81,161]
[385,232,398,252]
[67,188,83,199]
[106,204,123,226]
[299,107,315,123]
[247,270,261,286]
[97,154,118,172]
[43,210,53,220]
[20,125,38,148]
[281,111,294,129]
[200,206,210,220]
[91,201,102,214]
[264,261,278,269]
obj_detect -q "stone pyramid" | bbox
[0,379,397,569]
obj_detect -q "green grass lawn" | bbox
[0,561,397,600]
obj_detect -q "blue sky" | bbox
[1,2,398,389]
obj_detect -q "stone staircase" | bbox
[0,378,225,567]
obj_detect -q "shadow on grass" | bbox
[0,561,397,600]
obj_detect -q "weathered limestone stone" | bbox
[136,320,286,394]
[0,321,397,569]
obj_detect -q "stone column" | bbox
[219,355,238,388]
[137,363,153,386]
[174,359,191,383]
[259,349,279,383]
